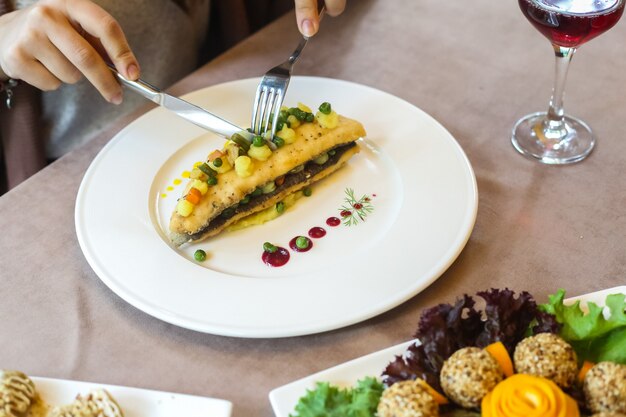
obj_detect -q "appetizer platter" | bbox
[0,371,232,417]
[75,77,477,337]
[270,286,626,417]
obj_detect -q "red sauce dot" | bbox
[289,236,313,252]
[262,247,290,267]
[308,227,326,238]
[353,203,363,210]
[340,210,352,217]
[326,217,341,227]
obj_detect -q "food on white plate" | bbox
[169,102,365,246]
[0,370,37,417]
[289,288,626,417]
[50,389,123,417]
[513,332,578,389]
[0,371,124,417]
[583,362,626,415]
[377,379,439,417]
[439,347,504,409]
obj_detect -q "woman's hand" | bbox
[294,0,346,37]
[0,0,139,104]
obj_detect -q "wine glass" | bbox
[512,0,625,164]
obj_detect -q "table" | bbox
[2,0,625,416]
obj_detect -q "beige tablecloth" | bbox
[1,0,625,416]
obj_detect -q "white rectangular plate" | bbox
[31,377,232,417]
[269,286,626,417]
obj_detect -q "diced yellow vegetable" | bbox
[277,125,296,144]
[235,155,254,177]
[189,167,206,180]
[248,144,273,161]
[190,179,209,195]
[176,199,194,217]
[224,141,240,165]
[287,115,300,129]
[208,157,232,174]
[316,110,339,129]
[297,102,312,113]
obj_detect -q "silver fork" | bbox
[251,7,325,141]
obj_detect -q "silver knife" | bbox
[109,66,255,147]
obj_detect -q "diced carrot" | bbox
[208,150,224,161]
[415,379,448,405]
[578,361,595,383]
[275,176,285,186]
[185,187,201,204]
[485,341,514,377]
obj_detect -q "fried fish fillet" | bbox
[169,113,365,246]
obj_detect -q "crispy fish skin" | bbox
[169,115,365,243]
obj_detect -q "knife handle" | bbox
[108,65,162,105]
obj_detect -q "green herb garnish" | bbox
[289,377,383,417]
[540,289,626,364]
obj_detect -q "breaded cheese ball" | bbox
[377,379,439,417]
[513,333,578,388]
[440,347,504,408]
[584,362,626,414]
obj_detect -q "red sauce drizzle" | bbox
[308,227,326,238]
[262,247,290,267]
[289,236,313,252]
[326,217,341,227]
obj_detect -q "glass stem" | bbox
[545,45,576,135]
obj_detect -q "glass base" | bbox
[511,112,595,165]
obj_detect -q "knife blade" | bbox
[109,66,255,145]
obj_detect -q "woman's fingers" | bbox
[64,0,139,80]
[324,0,346,17]
[294,0,321,37]
[293,0,346,37]
[0,0,139,104]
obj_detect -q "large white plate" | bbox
[269,286,626,417]
[75,77,477,338]
[31,376,232,417]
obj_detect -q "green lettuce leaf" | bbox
[540,289,626,363]
[289,377,384,417]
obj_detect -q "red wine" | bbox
[519,0,624,47]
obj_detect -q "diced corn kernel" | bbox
[176,199,194,217]
[261,181,276,194]
[316,110,339,129]
[189,168,206,180]
[191,179,209,195]
[235,156,254,177]
[248,144,273,161]
[224,141,240,165]
[277,125,296,144]
[209,157,233,174]
[297,102,312,113]
[287,115,300,129]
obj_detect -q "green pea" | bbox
[251,187,263,197]
[319,102,332,115]
[253,135,265,147]
[194,249,207,262]
[263,242,277,253]
[276,201,285,213]
[328,149,336,156]
[207,176,218,186]
[240,196,250,205]
[279,110,289,120]
[305,113,315,122]
[276,121,285,131]
[295,236,310,249]
[212,157,223,167]
[303,187,312,197]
